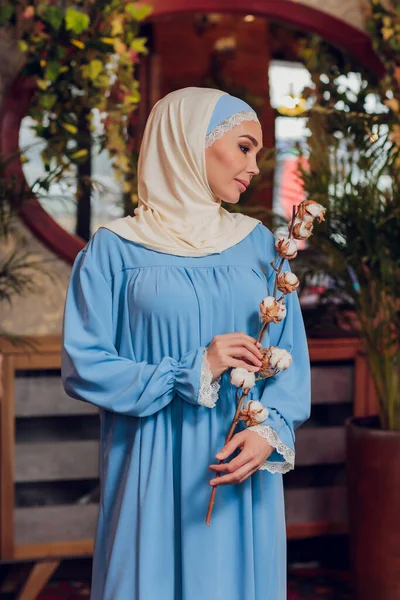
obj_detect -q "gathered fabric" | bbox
[102,87,261,257]
[62,223,311,599]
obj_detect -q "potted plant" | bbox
[0,151,60,343]
[298,73,400,600]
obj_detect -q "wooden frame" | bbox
[148,0,384,77]
[0,2,384,265]
[1,335,377,555]
[0,334,378,595]
[0,336,94,562]
[286,336,377,540]
[307,336,377,417]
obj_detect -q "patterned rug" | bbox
[36,570,352,599]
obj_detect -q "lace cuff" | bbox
[197,348,221,408]
[248,424,295,474]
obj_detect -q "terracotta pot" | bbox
[346,416,400,600]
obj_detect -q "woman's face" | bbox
[205,120,263,204]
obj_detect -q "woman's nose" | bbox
[248,160,260,177]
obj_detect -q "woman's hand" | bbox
[208,429,274,486]
[206,333,263,381]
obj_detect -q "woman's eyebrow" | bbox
[239,134,264,152]
[239,134,259,147]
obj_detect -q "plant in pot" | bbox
[0,151,61,345]
[298,87,400,597]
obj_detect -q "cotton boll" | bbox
[288,216,313,238]
[269,347,292,371]
[306,202,326,221]
[275,237,298,260]
[245,400,269,423]
[261,296,275,308]
[277,271,299,294]
[259,296,286,324]
[230,368,256,389]
[239,400,269,427]
[277,302,287,321]
[259,346,292,377]
[297,200,326,223]
[288,216,303,232]
[292,220,313,241]
[253,407,269,422]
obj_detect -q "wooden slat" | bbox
[295,427,345,466]
[17,560,60,600]
[0,334,368,558]
[0,354,16,559]
[15,441,99,482]
[287,521,347,539]
[311,365,353,405]
[14,376,97,417]
[15,504,98,546]
[1,335,361,359]
[0,336,61,355]
[13,539,94,561]
[14,353,60,371]
[285,486,347,526]
[308,337,360,361]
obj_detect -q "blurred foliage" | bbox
[294,0,400,430]
[1,1,150,235]
[0,151,61,343]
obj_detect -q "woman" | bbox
[62,87,310,600]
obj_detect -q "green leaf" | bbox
[70,148,89,160]
[130,37,148,53]
[33,125,46,138]
[43,5,64,31]
[82,59,103,81]
[56,46,67,60]
[65,8,90,35]
[39,94,57,110]
[92,73,110,88]
[0,4,13,26]
[125,3,152,21]
[124,92,140,104]
[18,40,29,53]
[45,61,61,83]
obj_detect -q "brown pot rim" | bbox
[345,416,400,439]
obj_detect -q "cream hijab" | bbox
[102,87,261,257]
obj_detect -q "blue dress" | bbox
[61,222,310,600]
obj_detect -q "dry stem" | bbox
[205,205,298,525]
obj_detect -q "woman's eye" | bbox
[239,145,250,154]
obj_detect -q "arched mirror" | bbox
[0,0,383,264]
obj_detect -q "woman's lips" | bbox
[235,179,248,193]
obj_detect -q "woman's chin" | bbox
[222,194,241,205]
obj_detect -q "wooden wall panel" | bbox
[295,427,346,466]
[15,375,97,417]
[0,334,379,566]
[15,441,99,482]
[15,504,98,545]
[311,365,353,405]
[286,486,347,526]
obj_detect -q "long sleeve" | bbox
[61,249,211,417]
[249,251,311,473]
